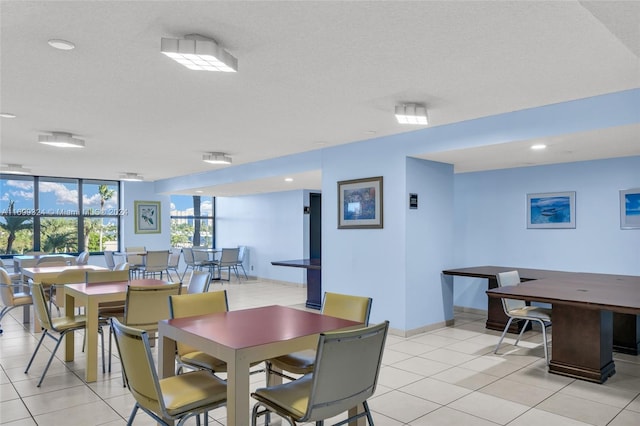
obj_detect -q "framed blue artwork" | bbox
[527,191,576,229]
[620,188,640,229]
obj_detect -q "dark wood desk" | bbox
[442,266,640,355]
[488,277,640,383]
[271,258,321,309]
[158,305,360,426]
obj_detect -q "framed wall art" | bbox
[527,191,575,229]
[620,188,640,229]
[134,200,161,234]
[338,176,383,229]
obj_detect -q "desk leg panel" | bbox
[306,269,321,310]
[613,313,640,355]
[549,305,615,383]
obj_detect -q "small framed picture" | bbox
[620,188,640,229]
[134,200,161,234]
[527,191,576,229]
[337,176,383,229]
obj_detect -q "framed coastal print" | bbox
[134,200,161,234]
[527,191,575,229]
[338,176,383,229]
[620,188,640,229]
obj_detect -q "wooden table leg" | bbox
[227,353,251,426]
[549,305,616,383]
[64,293,75,362]
[84,299,99,382]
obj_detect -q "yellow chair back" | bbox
[86,269,129,284]
[110,318,163,415]
[322,292,372,325]
[124,283,181,332]
[31,282,55,331]
[169,290,228,357]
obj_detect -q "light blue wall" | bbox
[215,190,308,282]
[140,89,640,333]
[452,156,640,310]
[321,136,410,329]
[405,157,455,329]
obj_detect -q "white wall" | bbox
[452,156,640,310]
[215,190,309,283]
[120,181,171,250]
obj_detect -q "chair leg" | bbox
[37,331,66,387]
[126,404,139,426]
[99,325,106,374]
[494,317,514,354]
[25,330,49,374]
[538,319,550,365]
[240,264,248,279]
[514,319,529,346]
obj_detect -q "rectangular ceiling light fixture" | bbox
[161,34,237,72]
[395,104,428,125]
[202,152,232,164]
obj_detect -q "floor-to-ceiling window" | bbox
[170,195,215,248]
[0,174,120,256]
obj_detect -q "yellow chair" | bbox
[266,292,372,382]
[123,282,182,333]
[25,282,105,387]
[110,317,227,426]
[251,321,389,426]
[494,270,552,364]
[0,267,33,334]
[168,291,229,375]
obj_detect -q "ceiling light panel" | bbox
[119,173,144,181]
[203,152,232,164]
[38,132,85,148]
[161,34,237,72]
[395,104,428,125]
[1,164,31,175]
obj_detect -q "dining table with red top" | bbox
[158,304,363,426]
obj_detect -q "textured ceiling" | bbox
[1,1,638,195]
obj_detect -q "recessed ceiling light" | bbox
[48,39,75,50]
[38,132,85,148]
[313,141,327,146]
[0,112,17,119]
[531,144,547,150]
[195,190,203,193]
[365,130,377,135]
[395,103,428,125]
[203,152,232,164]
[1,164,31,175]
[161,34,237,72]
[284,178,293,182]
[119,172,144,182]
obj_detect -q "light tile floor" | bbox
[1,279,639,425]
